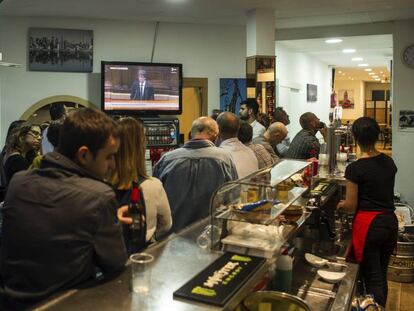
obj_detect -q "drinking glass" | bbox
[196,225,221,249]
[130,253,154,294]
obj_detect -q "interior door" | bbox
[179,87,202,142]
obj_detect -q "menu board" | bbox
[173,252,265,307]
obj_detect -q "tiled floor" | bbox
[386,281,414,311]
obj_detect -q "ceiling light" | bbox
[358,63,369,67]
[369,72,375,75]
[351,78,354,80]
[364,68,372,71]
[342,73,346,76]
[352,57,363,61]
[342,49,356,53]
[338,70,342,73]
[325,38,343,44]
[380,71,383,74]
[374,78,381,81]
[381,80,385,83]
[372,75,379,78]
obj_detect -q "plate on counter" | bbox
[305,253,328,268]
[317,270,346,283]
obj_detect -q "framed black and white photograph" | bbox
[399,110,414,131]
[29,28,93,72]
[307,84,317,102]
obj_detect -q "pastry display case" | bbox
[209,159,312,258]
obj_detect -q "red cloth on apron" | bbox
[348,211,383,263]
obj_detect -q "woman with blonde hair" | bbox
[110,117,172,253]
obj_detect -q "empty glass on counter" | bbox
[196,225,221,249]
[130,252,154,294]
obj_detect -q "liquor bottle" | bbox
[129,180,145,249]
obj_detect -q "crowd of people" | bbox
[0,99,397,309]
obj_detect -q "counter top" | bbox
[315,163,347,185]
[293,255,358,311]
[33,219,267,311]
[33,188,356,311]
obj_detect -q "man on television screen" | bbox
[130,69,155,100]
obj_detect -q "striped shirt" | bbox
[247,143,275,169]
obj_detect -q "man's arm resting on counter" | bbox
[337,180,358,213]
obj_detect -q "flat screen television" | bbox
[101,61,182,115]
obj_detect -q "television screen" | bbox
[101,61,182,115]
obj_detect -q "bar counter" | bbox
[33,219,268,311]
[34,210,358,311]
[315,163,347,186]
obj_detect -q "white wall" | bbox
[334,80,365,121]
[275,43,331,138]
[0,16,246,144]
[392,19,414,206]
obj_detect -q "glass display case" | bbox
[209,159,312,258]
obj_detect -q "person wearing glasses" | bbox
[3,123,41,183]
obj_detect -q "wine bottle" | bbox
[129,180,145,249]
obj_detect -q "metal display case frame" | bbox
[209,159,312,258]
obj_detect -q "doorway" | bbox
[179,78,208,142]
[20,95,93,124]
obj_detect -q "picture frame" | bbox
[399,110,414,131]
[338,89,355,109]
[307,84,317,102]
[28,28,93,72]
[220,78,247,113]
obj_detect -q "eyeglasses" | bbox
[27,130,41,139]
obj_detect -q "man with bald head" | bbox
[217,112,258,178]
[153,116,237,233]
[253,122,288,161]
[286,112,326,159]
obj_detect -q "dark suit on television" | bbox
[130,80,155,100]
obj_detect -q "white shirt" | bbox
[251,120,266,140]
[41,127,54,155]
[220,138,258,178]
[140,81,146,97]
[141,177,172,241]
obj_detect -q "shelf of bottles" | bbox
[246,55,276,116]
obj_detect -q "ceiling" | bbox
[278,34,393,69]
[1,0,414,29]
[0,1,400,76]
[335,66,390,83]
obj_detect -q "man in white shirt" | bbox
[239,99,265,139]
[217,112,258,178]
[273,107,291,157]
[41,103,67,154]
